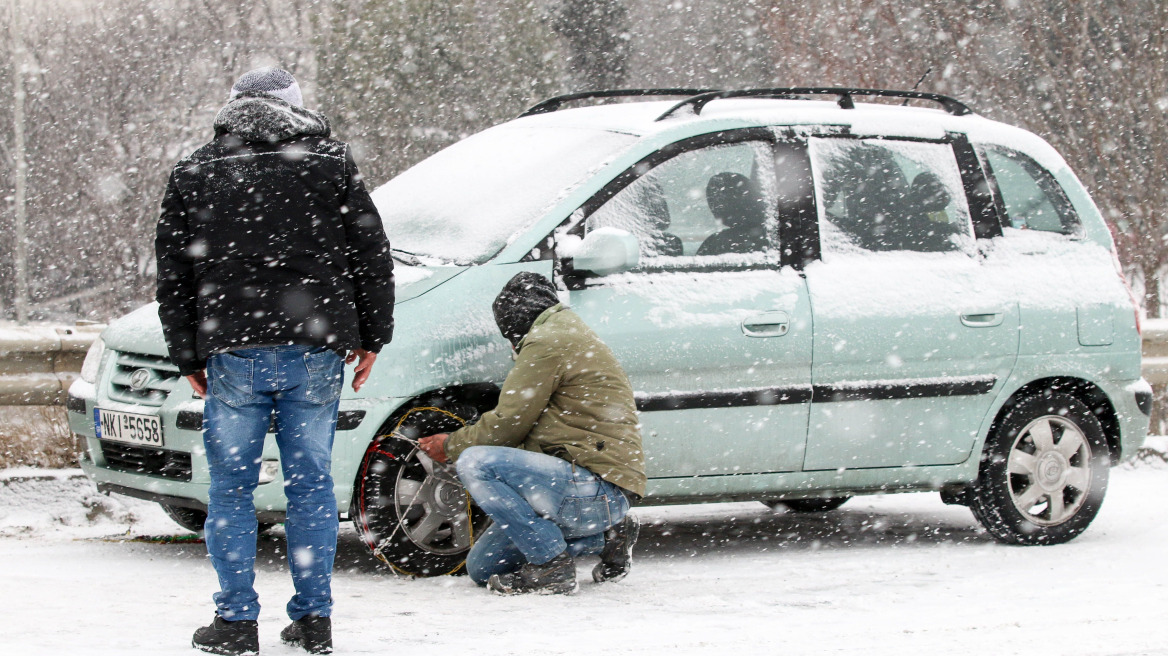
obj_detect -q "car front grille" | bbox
[99,441,192,481]
[107,351,180,407]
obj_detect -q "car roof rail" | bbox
[654,88,976,121]
[519,88,721,117]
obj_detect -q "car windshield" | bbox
[371,125,637,265]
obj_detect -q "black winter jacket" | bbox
[155,93,394,376]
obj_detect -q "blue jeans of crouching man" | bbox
[203,345,343,622]
[456,445,631,585]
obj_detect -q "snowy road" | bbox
[2,462,1166,656]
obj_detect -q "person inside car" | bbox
[696,172,769,255]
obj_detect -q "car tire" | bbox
[352,403,490,576]
[159,503,206,532]
[967,390,1110,545]
[159,503,275,535]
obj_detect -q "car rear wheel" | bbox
[352,404,490,576]
[968,391,1110,545]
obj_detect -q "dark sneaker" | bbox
[488,551,577,595]
[191,615,259,656]
[280,615,333,654]
[592,512,639,583]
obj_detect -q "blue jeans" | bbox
[203,345,343,621]
[455,446,630,585]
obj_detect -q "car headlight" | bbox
[80,337,106,384]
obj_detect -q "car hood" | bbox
[393,263,466,303]
[101,264,466,357]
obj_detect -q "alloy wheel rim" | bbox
[392,450,473,555]
[1006,415,1092,526]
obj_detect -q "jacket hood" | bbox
[212,91,331,143]
[492,272,561,349]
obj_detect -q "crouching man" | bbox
[418,272,645,594]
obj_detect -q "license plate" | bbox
[95,408,164,447]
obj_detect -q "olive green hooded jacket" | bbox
[444,305,647,497]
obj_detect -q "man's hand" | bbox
[418,433,449,463]
[187,371,208,398]
[345,349,378,392]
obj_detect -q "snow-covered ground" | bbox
[2,455,1167,656]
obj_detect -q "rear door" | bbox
[977,144,1139,380]
[802,135,1019,470]
[557,130,817,483]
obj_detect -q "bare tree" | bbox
[6,0,1164,329]
[763,0,1168,316]
[549,0,631,90]
[621,0,775,89]
[0,0,316,321]
[314,0,564,183]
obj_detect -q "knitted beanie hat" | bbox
[229,67,303,107]
[492,272,561,349]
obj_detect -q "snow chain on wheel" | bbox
[352,404,490,576]
[967,390,1110,545]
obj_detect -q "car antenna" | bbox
[901,67,933,105]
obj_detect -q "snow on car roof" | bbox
[514,96,1067,172]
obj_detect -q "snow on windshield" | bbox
[372,125,636,265]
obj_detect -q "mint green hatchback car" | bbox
[70,88,1151,575]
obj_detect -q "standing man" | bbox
[419,272,644,595]
[156,67,394,655]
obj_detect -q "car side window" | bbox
[810,137,975,254]
[585,141,778,267]
[982,146,1080,235]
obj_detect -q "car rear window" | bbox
[982,146,1080,235]
[811,137,975,255]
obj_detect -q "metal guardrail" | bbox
[0,323,105,405]
[3,318,1168,406]
[1141,318,1168,385]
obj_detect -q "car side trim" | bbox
[636,386,814,412]
[811,377,996,403]
[635,376,996,412]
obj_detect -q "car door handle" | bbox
[960,312,1005,328]
[742,311,790,337]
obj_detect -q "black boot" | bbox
[280,615,333,654]
[488,551,577,595]
[191,615,259,655]
[592,512,639,583]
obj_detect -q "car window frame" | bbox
[977,144,1082,236]
[541,128,823,285]
[807,132,997,258]
[950,132,1004,241]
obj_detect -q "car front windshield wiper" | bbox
[390,248,424,266]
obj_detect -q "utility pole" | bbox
[10,0,29,323]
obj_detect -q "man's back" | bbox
[156,92,394,376]
[162,67,387,654]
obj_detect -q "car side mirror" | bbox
[566,227,640,276]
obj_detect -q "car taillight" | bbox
[1111,250,1142,335]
